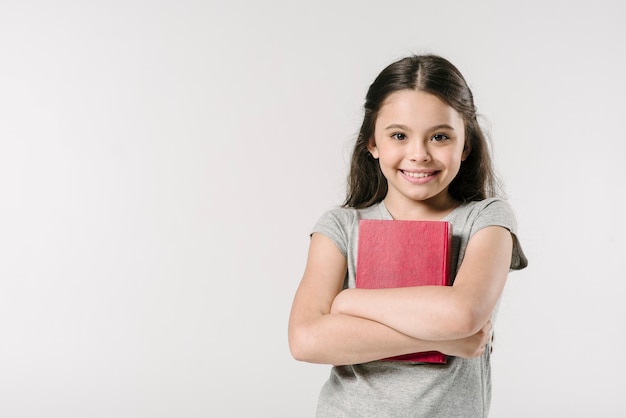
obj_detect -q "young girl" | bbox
[288,54,528,417]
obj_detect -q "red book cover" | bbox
[356,219,453,364]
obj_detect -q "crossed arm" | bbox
[287,225,513,366]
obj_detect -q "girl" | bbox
[288,54,528,418]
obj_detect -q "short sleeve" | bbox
[310,207,356,258]
[472,199,529,271]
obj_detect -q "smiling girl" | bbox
[288,54,528,418]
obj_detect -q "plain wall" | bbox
[1,0,625,416]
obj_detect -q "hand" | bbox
[439,320,493,359]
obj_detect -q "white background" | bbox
[1,0,625,417]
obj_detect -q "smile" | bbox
[401,170,436,178]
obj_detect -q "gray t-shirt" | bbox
[312,198,528,418]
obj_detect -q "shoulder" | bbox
[313,206,358,232]
[311,203,387,258]
[313,202,386,231]
[454,198,518,232]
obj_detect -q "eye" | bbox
[391,132,407,141]
[431,133,449,142]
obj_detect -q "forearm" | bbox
[290,311,492,365]
[332,286,487,341]
[289,311,441,365]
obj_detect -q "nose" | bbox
[408,139,431,163]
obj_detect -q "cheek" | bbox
[438,151,465,172]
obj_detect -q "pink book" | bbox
[355,219,452,363]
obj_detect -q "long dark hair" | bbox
[344,54,498,208]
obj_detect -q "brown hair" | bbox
[344,54,498,208]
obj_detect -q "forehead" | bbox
[377,90,463,127]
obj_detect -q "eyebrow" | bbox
[384,123,456,131]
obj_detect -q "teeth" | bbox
[403,171,433,178]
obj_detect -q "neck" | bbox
[383,194,460,221]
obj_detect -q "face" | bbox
[368,89,469,216]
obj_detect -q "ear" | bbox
[461,141,471,161]
[367,139,379,159]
